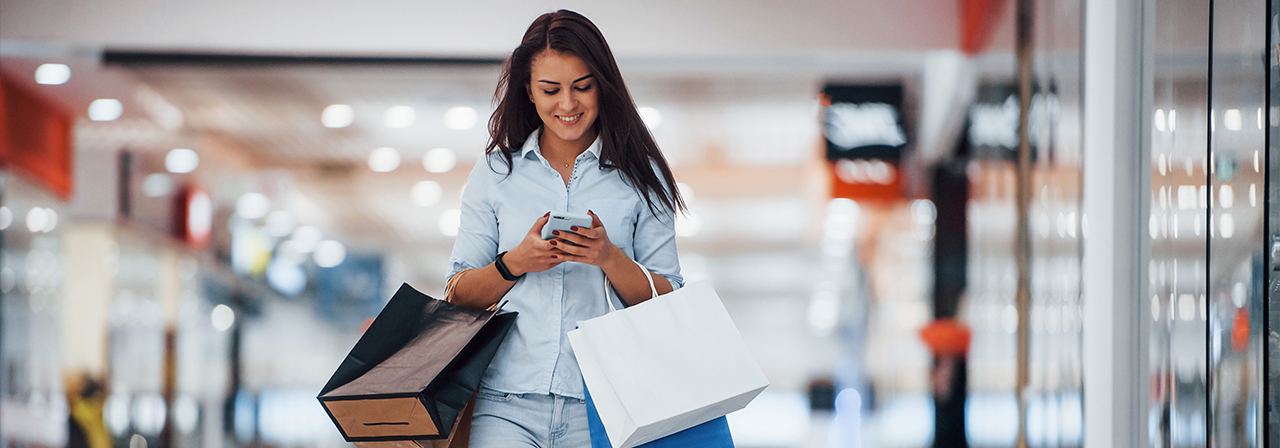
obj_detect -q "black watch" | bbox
[494,251,523,282]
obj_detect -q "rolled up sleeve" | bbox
[447,162,499,282]
[631,192,684,290]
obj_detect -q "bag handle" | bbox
[602,257,659,313]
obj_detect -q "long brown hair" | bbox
[486,9,686,215]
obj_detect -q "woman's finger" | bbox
[553,230,591,246]
[539,237,561,250]
[527,212,551,236]
[550,239,585,255]
[569,225,600,240]
[549,246,574,256]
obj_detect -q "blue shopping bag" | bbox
[584,383,735,448]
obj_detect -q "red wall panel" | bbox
[0,74,74,199]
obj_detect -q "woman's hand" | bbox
[504,213,568,276]
[549,210,624,267]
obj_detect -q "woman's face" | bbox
[528,50,599,147]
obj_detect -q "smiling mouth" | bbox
[557,113,583,124]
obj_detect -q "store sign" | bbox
[822,84,907,162]
[823,84,907,201]
[0,74,74,198]
[173,185,212,249]
[967,83,1058,161]
[825,103,907,150]
[829,158,903,201]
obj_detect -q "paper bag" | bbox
[318,283,516,443]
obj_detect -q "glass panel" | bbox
[1151,1,1211,446]
[963,1,1086,445]
[1027,0,1086,445]
[0,175,68,447]
[1265,1,1279,445]
[1208,0,1268,446]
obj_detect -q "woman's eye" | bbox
[543,89,560,95]
[574,85,593,92]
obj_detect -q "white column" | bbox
[61,223,115,377]
[1081,0,1152,447]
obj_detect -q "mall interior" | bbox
[0,0,1275,447]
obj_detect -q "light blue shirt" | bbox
[447,128,683,399]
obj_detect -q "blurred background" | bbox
[0,0,1274,447]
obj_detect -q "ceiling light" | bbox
[371,147,408,173]
[1219,185,1233,209]
[322,104,354,128]
[1223,109,1242,131]
[88,99,123,121]
[384,106,415,128]
[41,209,57,232]
[236,193,271,219]
[165,148,199,173]
[35,64,70,85]
[438,209,462,236]
[423,148,457,173]
[290,226,323,253]
[313,240,346,268]
[369,147,401,172]
[638,106,663,130]
[444,106,478,130]
[211,304,235,331]
[411,181,443,207]
[26,208,48,233]
[0,206,12,230]
[911,199,936,225]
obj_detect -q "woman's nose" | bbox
[559,93,578,111]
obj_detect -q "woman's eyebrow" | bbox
[536,74,594,85]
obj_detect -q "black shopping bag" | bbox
[318,283,517,443]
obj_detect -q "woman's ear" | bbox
[526,83,534,102]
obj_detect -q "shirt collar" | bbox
[519,127,603,162]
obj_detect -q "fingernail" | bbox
[544,212,550,217]
[550,240,557,246]
[552,230,560,236]
[551,255,558,258]
[570,227,577,231]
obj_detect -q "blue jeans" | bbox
[469,387,591,448]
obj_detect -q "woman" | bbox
[444,9,686,447]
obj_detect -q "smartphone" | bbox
[541,211,593,240]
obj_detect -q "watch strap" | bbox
[494,251,523,281]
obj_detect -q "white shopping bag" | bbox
[567,261,769,448]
